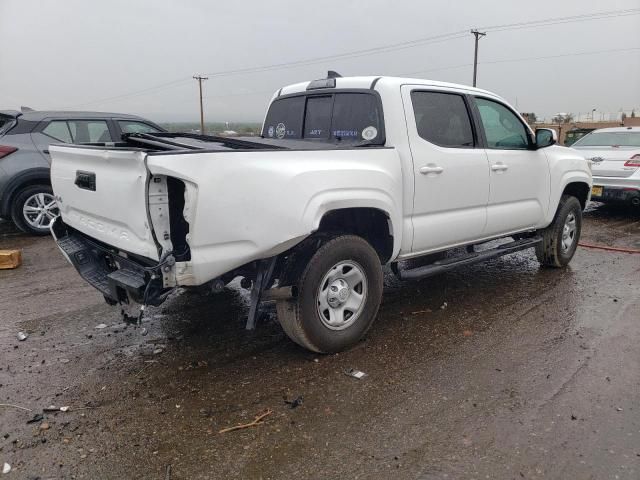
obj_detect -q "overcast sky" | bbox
[1,0,639,122]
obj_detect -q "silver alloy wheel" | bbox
[561,212,577,252]
[22,192,59,230]
[316,260,368,330]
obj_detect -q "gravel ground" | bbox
[0,203,638,479]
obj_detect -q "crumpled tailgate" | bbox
[50,145,159,260]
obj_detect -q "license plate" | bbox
[592,186,603,196]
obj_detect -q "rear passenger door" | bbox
[402,87,490,253]
[472,97,550,236]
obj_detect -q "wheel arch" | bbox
[562,181,591,210]
[0,167,51,217]
[316,207,395,263]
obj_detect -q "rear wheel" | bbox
[11,185,59,235]
[276,235,383,353]
[535,195,582,267]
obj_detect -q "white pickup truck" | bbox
[50,74,592,353]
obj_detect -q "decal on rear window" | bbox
[362,126,378,140]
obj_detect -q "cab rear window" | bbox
[263,92,384,144]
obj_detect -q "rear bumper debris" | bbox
[50,216,168,305]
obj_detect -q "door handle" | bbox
[491,163,508,172]
[419,165,444,175]
[43,150,50,154]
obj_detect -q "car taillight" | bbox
[624,154,640,168]
[0,145,17,159]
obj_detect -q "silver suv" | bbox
[0,110,164,234]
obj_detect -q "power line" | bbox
[68,8,640,108]
[200,31,469,78]
[399,46,640,77]
[476,8,640,31]
[69,77,193,108]
[200,46,640,104]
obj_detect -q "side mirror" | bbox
[535,128,557,148]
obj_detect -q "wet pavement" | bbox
[0,204,639,479]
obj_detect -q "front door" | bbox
[402,87,490,254]
[472,97,550,236]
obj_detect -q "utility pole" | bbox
[470,29,486,87]
[193,75,208,134]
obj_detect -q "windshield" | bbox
[572,131,640,147]
[262,92,384,144]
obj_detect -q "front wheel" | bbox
[535,195,582,267]
[277,235,383,353]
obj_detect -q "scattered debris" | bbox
[345,368,368,380]
[153,348,164,355]
[616,407,623,412]
[141,327,148,336]
[411,309,432,315]
[165,464,172,480]
[43,405,69,413]
[571,414,577,420]
[2,463,11,474]
[440,302,448,310]
[59,358,70,364]
[16,331,28,341]
[95,323,108,329]
[0,249,22,269]
[26,413,43,424]
[219,409,273,434]
[40,422,50,431]
[284,395,304,409]
[0,403,32,412]
[463,330,473,337]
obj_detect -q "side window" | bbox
[475,98,529,149]
[67,120,113,143]
[118,121,161,134]
[42,121,73,143]
[410,91,474,148]
[303,96,332,139]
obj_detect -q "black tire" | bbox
[10,184,58,236]
[535,195,582,267]
[276,235,383,353]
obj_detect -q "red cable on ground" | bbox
[578,242,640,254]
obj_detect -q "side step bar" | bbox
[398,237,542,281]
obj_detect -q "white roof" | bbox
[279,75,497,98]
